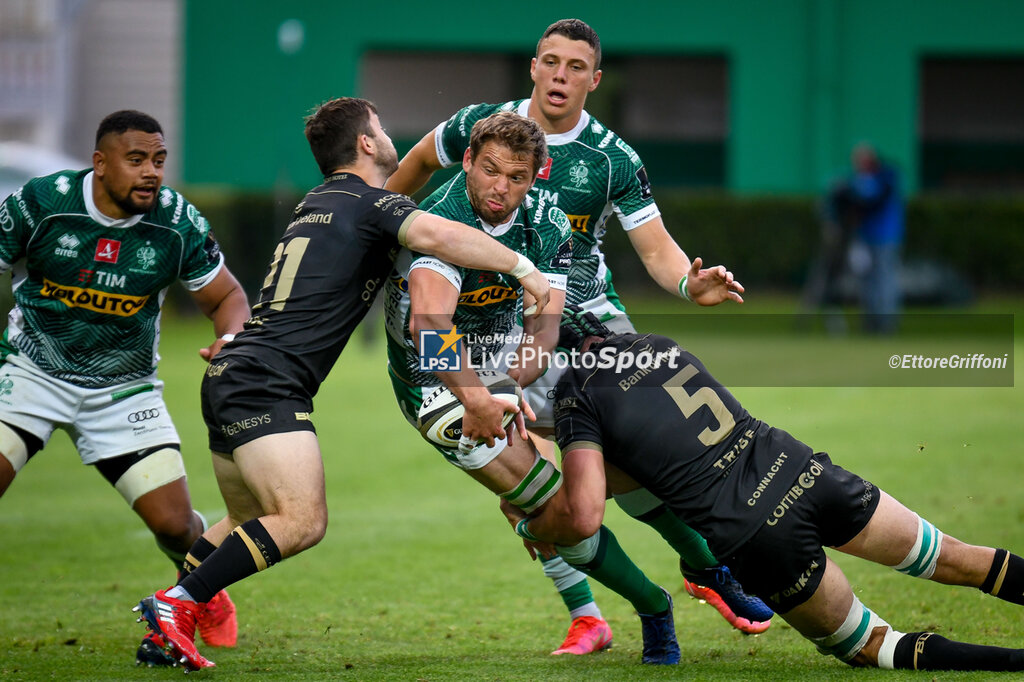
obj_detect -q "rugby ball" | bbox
[417,370,523,449]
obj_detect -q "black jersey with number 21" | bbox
[219,173,422,397]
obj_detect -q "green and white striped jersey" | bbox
[384,171,572,387]
[0,169,224,387]
[434,100,659,306]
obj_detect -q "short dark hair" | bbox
[95,110,163,148]
[469,111,548,177]
[304,97,378,176]
[537,18,601,71]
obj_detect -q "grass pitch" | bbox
[1,296,1021,680]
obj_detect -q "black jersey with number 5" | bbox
[553,333,814,558]
[219,173,421,397]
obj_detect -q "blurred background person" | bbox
[800,176,857,331]
[845,142,905,335]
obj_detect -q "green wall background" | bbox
[184,0,1024,194]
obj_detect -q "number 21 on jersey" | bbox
[259,237,310,311]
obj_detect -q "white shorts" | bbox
[0,354,180,465]
[524,294,636,431]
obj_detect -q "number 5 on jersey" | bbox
[662,364,736,446]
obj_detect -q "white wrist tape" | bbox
[509,253,536,280]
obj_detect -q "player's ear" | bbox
[358,132,374,157]
[462,147,473,173]
[92,150,105,177]
[589,69,602,92]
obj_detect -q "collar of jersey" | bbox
[83,172,144,228]
[517,99,591,145]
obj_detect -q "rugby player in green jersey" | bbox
[385,111,684,664]
[0,111,250,661]
[386,19,765,653]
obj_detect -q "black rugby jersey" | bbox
[219,173,421,396]
[553,333,813,558]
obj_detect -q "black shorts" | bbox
[723,453,880,613]
[201,354,316,453]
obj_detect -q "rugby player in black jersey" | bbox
[506,309,1024,671]
[131,97,554,671]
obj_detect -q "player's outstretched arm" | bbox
[192,267,250,361]
[403,212,550,316]
[627,217,744,305]
[385,130,443,196]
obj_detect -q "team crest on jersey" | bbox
[160,188,174,208]
[569,161,589,188]
[95,238,121,263]
[0,377,13,397]
[537,157,553,180]
[55,176,71,195]
[137,244,157,269]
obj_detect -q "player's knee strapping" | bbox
[555,532,601,566]
[0,421,31,472]
[500,451,561,514]
[809,595,902,665]
[980,548,1024,606]
[113,446,187,507]
[890,514,943,579]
